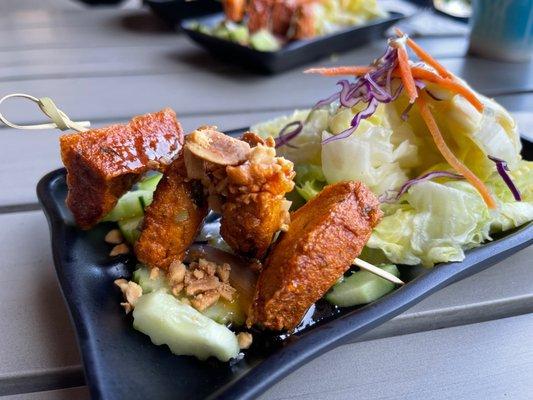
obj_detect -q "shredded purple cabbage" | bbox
[379,171,464,203]
[275,121,303,148]
[488,155,522,201]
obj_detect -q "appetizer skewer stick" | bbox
[354,258,404,285]
[0,93,90,132]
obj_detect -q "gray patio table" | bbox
[0,1,532,399]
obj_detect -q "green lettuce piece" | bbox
[293,164,327,201]
[367,162,533,267]
[488,160,533,232]
[368,180,492,267]
[322,120,410,195]
[296,180,326,201]
[251,109,330,166]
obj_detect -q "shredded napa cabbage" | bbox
[253,90,532,267]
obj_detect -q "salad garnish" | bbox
[275,120,303,148]
[379,170,465,203]
[295,31,499,208]
[488,155,522,201]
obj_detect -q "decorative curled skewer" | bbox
[0,93,90,132]
[354,258,405,285]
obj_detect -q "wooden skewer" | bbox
[353,258,405,285]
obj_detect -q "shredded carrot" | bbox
[395,44,418,104]
[417,93,496,209]
[395,28,451,79]
[304,66,373,76]
[410,67,484,112]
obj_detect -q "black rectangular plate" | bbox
[145,0,222,27]
[37,133,532,400]
[180,12,406,73]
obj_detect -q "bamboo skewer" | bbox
[0,93,90,132]
[354,258,405,285]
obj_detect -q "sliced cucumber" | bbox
[132,265,169,293]
[118,216,143,244]
[137,172,163,192]
[250,30,281,52]
[103,190,154,222]
[203,298,245,326]
[133,291,240,361]
[325,264,400,307]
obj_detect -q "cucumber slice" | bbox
[132,265,169,293]
[203,298,245,326]
[133,291,240,361]
[137,172,163,192]
[325,264,400,307]
[103,190,153,222]
[250,30,281,52]
[118,216,143,244]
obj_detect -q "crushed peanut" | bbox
[237,332,253,350]
[110,243,129,256]
[114,278,143,314]
[166,258,237,312]
[191,290,220,311]
[149,267,160,280]
[168,261,186,284]
[185,276,220,296]
[216,263,231,283]
[105,229,123,244]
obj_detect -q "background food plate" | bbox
[37,132,532,400]
[145,0,222,27]
[180,12,406,74]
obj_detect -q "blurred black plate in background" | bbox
[180,12,406,74]
[145,0,222,27]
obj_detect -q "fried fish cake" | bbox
[247,181,382,331]
[221,138,294,259]
[60,108,183,229]
[184,128,295,260]
[134,155,208,270]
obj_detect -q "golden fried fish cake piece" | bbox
[184,127,295,260]
[60,108,183,229]
[247,181,382,331]
[134,155,208,270]
[221,138,294,259]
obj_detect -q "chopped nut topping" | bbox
[216,263,231,283]
[114,278,142,314]
[193,269,205,279]
[185,127,251,166]
[168,258,237,312]
[191,290,220,311]
[185,276,220,296]
[237,332,253,350]
[198,258,217,276]
[171,283,184,297]
[105,229,123,244]
[149,267,160,280]
[168,261,186,284]
[110,243,129,257]
[218,283,236,302]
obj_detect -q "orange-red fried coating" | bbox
[247,0,274,33]
[221,134,295,259]
[60,109,183,229]
[184,128,295,260]
[223,0,247,22]
[134,155,208,270]
[271,0,298,36]
[247,181,382,331]
[292,2,316,39]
